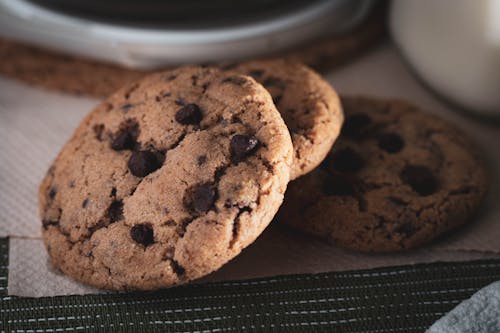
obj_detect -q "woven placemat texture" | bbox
[2,238,500,333]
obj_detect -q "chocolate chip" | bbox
[214,166,225,180]
[87,220,107,234]
[48,187,57,199]
[197,155,207,166]
[130,223,154,246]
[231,115,242,124]
[378,133,404,153]
[175,103,202,125]
[164,220,176,227]
[120,103,133,112]
[230,134,259,162]
[191,75,198,86]
[329,148,364,173]
[322,173,357,196]
[82,199,89,208]
[342,114,371,139]
[42,219,59,229]
[202,82,210,93]
[111,130,135,151]
[221,76,247,86]
[263,160,274,174]
[107,200,123,222]
[193,184,216,214]
[185,183,217,214]
[93,124,105,141]
[170,260,185,276]
[110,187,117,197]
[177,218,192,237]
[400,165,439,196]
[111,120,139,151]
[128,150,162,177]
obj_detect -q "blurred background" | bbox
[0,0,376,67]
[1,0,499,117]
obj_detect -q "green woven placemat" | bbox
[1,237,500,333]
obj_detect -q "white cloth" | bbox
[0,83,95,238]
[2,44,500,297]
[426,281,500,333]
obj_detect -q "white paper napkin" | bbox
[0,78,98,238]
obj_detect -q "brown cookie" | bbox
[0,38,148,97]
[39,66,293,290]
[278,96,488,252]
[0,4,385,98]
[229,59,343,179]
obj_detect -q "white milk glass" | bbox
[391,0,500,117]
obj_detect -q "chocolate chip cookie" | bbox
[39,66,293,290]
[229,59,343,179]
[278,96,488,252]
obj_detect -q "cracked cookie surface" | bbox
[278,96,488,252]
[228,59,343,179]
[39,66,293,290]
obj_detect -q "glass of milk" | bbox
[390,0,500,118]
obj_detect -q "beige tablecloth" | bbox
[1,44,500,297]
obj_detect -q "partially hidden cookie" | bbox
[229,59,343,179]
[278,96,488,252]
[0,38,148,97]
[39,66,293,290]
